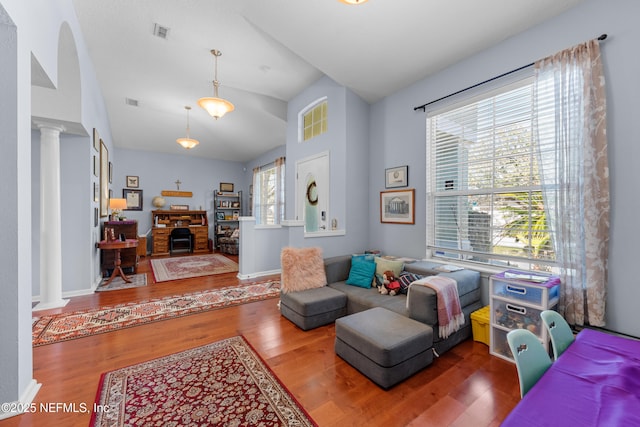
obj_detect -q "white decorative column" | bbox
[33,123,68,310]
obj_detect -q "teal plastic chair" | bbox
[541,310,574,360]
[507,329,552,398]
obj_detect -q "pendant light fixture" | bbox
[176,106,199,149]
[198,49,235,119]
[338,0,369,4]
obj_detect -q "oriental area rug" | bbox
[90,336,317,427]
[95,273,147,292]
[32,280,280,347]
[150,254,239,282]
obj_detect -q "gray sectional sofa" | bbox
[280,255,483,356]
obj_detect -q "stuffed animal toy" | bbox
[378,270,401,296]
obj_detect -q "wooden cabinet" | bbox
[489,271,560,363]
[101,220,138,276]
[151,210,209,256]
[213,191,242,253]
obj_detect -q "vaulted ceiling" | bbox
[71,0,584,162]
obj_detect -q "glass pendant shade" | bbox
[197,96,234,120]
[176,137,199,149]
[199,49,234,119]
[176,106,199,149]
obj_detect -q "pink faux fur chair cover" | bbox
[280,247,327,293]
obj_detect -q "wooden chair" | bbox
[507,328,552,398]
[541,310,574,360]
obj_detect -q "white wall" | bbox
[368,0,640,337]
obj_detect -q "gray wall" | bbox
[367,0,640,337]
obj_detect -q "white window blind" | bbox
[426,78,557,271]
[253,158,285,225]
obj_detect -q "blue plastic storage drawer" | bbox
[493,279,559,305]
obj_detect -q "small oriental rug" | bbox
[32,280,279,347]
[151,254,239,282]
[90,336,316,427]
[95,273,147,292]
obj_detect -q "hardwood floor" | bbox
[7,253,521,427]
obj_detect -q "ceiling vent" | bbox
[125,98,139,107]
[153,23,170,39]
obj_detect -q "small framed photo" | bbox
[385,165,408,188]
[108,161,113,184]
[123,189,143,211]
[93,128,100,152]
[93,182,99,202]
[216,212,225,221]
[93,155,99,177]
[380,189,415,224]
[220,182,234,192]
[94,207,99,227]
[232,211,239,220]
[126,175,139,188]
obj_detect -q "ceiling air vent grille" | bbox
[153,23,170,39]
[125,98,139,107]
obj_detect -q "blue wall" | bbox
[113,148,246,240]
[283,76,370,257]
[367,0,640,336]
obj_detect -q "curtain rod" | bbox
[413,33,608,112]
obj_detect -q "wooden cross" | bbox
[175,179,181,190]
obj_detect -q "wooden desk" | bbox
[151,210,209,256]
[97,239,139,286]
[502,328,640,426]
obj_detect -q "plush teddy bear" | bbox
[378,270,401,296]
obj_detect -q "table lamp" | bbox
[109,198,127,221]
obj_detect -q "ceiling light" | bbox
[338,0,369,4]
[176,106,199,150]
[198,49,234,120]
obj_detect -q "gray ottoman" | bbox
[335,307,434,389]
[280,286,347,331]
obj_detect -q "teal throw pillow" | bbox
[352,253,375,263]
[346,259,376,288]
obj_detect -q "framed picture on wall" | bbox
[123,189,143,210]
[380,189,415,224]
[126,175,139,188]
[99,140,109,217]
[93,128,100,152]
[220,182,234,192]
[93,182,99,202]
[93,155,99,177]
[385,165,408,188]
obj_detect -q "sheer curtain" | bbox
[534,39,609,326]
[252,157,285,225]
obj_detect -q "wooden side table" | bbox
[97,239,139,286]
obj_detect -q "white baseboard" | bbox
[0,379,42,420]
[32,275,103,307]
[237,269,281,280]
